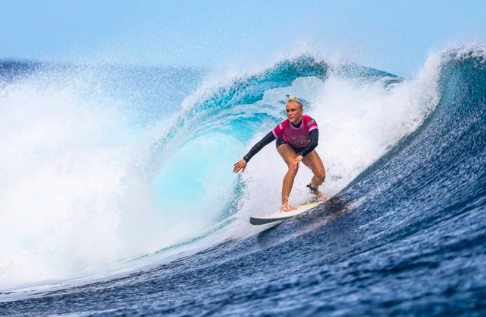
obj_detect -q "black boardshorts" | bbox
[275,136,306,154]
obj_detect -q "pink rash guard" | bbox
[272,115,318,148]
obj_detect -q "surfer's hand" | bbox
[293,155,303,169]
[233,159,247,173]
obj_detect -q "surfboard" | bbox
[249,201,324,225]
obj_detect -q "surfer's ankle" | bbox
[307,183,329,200]
[307,183,319,193]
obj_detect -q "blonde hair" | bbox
[287,95,303,109]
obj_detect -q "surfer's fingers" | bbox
[292,159,300,169]
[233,162,244,173]
[233,159,247,173]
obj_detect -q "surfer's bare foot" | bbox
[280,203,297,212]
[307,184,329,202]
[314,190,329,202]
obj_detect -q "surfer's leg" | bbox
[277,144,299,210]
[302,150,329,200]
[302,150,325,187]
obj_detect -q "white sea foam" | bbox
[0,78,130,289]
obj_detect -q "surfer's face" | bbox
[286,102,303,124]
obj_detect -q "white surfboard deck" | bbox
[249,201,324,225]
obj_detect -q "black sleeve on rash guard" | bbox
[243,131,276,162]
[299,129,319,157]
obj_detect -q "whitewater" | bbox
[0,47,485,316]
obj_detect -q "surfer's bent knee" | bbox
[315,170,325,183]
[288,163,299,175]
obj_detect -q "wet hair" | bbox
[287,95,303,109]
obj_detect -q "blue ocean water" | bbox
[0,48,485,316]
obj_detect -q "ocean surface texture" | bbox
[0,48,485,316]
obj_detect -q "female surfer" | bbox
[233,96,328,212]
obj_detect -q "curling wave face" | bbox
[0,51,449,295]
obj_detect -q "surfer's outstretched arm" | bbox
[233,132,275,173]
